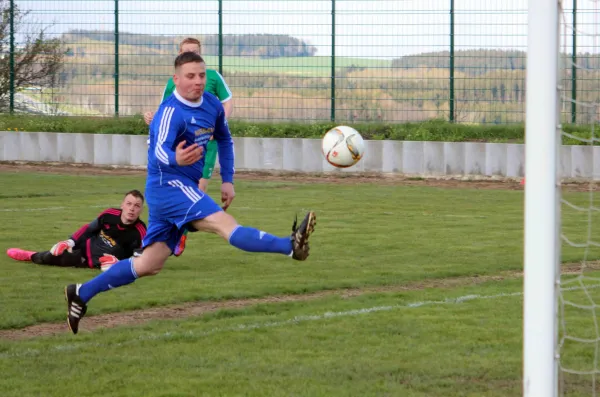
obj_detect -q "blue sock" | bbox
[78,258,138,303]
[229,226,292,255]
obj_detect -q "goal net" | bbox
[524,0,600,396]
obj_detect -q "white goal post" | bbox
[523,0,561,395]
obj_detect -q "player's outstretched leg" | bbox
[64,243,171,334]
[64,258,137,334]
[65,284,87,334]
[229,211,316,260]
[194,211,316,261]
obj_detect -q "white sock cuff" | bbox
[227,225,242,244]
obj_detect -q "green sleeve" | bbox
[202,139,218,180]
[161,78,175,102]
[214,71,233,102]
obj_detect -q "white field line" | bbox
[0,290,524,359]
[1,284,596,359]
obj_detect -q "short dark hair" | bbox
[124,189,144,204]
[174,52,204,69]
[179,37,201,53]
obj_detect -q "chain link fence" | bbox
[2,0,598,124]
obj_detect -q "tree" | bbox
[0,0,66,112]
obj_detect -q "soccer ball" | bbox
[321,126,365,168]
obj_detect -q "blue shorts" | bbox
[142,179,223,254]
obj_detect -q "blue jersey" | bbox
[147,89,235,185]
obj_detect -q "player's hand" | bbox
[143,111,154,125]
[221,182,235,211]
[175,141,204,166]
[198,178,209,193]
[99,254,119,272]
[50,239,75,256]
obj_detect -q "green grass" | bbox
[0,282,526,397]
[0,280,597,396]
[0,170,599,396]
[3,113,600,145]
[206,55,392,76]
[0,171,531,329]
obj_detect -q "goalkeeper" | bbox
[6,190,147,272]
[144,37,233,193]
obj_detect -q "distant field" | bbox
[204,55,393,76]
[64,38,391,75]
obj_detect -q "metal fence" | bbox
[2,0,599,124]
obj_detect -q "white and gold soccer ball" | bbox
[321,126,365,168]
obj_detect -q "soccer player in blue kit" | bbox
[63,51,317,334]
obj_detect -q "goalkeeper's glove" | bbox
[50,239,75,256]
[99,254,119,272]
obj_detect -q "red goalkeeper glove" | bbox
[99,254,118,272]
[50,239,75,256]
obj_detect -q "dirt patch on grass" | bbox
[2,261,598,341]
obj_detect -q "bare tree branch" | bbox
[0,0,67,112]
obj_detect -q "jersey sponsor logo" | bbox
[194,130,214,147]
[99,230,117,248]
[194,127,214,136]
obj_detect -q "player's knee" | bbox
[133,255,164,277]
[132,243,170,277]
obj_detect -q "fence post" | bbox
[330,0,336,122]
[114,0,119,116]
[571,0,577,124]
[9,0,15,114]
[218,0,223,75]
[449,0,455,122]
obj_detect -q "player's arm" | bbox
[213,108,235,184]
[222,100,233,119]
[70,217,101,246]
[51,214,103,256]
[154,107,201,167]
[214,71,234,119]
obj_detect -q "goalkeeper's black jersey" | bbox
[70,208,147,268]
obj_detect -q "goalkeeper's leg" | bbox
[31,250,88,268]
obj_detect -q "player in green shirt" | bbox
[143,37,234,256]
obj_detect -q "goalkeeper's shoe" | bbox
[65,284,87,335]
[290,211,316,261]
[6,248,35,262]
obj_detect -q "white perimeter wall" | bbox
[0,131,597,178]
